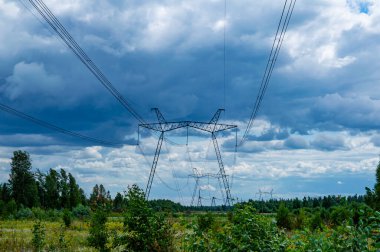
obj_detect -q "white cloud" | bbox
[3,62,64,101]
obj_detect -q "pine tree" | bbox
[9,150,39,207]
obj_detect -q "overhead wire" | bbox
[0,102,122,147]
[27,0,146,124]
[238,0,296,146]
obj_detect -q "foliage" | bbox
[63,209,72,227]
[149,199,184,212]
[183,204,286,251]
[197,212,215,231]
[90,184,112,210]
[9,150,39,208]
[365,161,380,210]
[293,208,307,229]
[287,205,380,251]
[330,205,351,226]
[72,204,90,220]
[15,207,33,220]
[113,192,124,212]
[113,184,174,251]
[310,210,323,231]
[4,199,17,216]
[31,220,45,251]
[276,203,292,230]
[88,208,109,252]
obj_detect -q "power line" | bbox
[0,102,122,147]
[27,0,146,124]
[239,0,296,146]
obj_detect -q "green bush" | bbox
[197,212,215,231]
[330,205,351,226]
[46,209,62,221]
[293,208,307,230]
[63,209,72,227]
[276,203,292,230]
[310,211,323,231]
[183,205,286,251]
[16,207,33,220]
[72,204,90,220]
[113,184,174,251]
[31,207,46,220]
[32,220,45,251]
[5,199,17,217]
[88,208,109,252]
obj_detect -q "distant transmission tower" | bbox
[189,168,228,206]
[256,189,274,201]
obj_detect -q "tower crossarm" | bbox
[139,121,236,133]
[189,122,236,133]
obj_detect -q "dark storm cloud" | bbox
[310,134,348,151]
[284,135,309,150]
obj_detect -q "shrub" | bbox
[113,184,174,251]
[31,207,46,220]
[16,207,33,220]
[330,205,351,226]
[46,209,62,221]
[276,203,292,229]
[88,208,109,251]
[5,199,17,217]
[32,220,45,251]
[293,208,307,229]
[72,204,90,220]
[310,211,323,231]
[197,212,215,231]
[63,209,72,227]
[183,205,286,251]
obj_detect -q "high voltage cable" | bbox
[27,0,146,124]
[0,103,122,147]
[239,0,296,146]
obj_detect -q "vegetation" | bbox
[1,150,380,251]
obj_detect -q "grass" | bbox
[0,219,102,251]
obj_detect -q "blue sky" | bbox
[1,0,380,204]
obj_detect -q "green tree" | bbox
[113,184,173,251]
[365,161,380,210]
[9,150,39,207]
[35,169,47,208]
[276,202,292,229]
[68,173,80,208]
[0,183,11,203]
[113,192,124,212]
[90,184,110,209]
[45,169,60,209]
[60,169,70,209]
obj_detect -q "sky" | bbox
[1,0,380,205]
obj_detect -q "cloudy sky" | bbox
[1,0,380,204]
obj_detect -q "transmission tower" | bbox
[189,168,228,207]
[256,189,274,201]
[139,108,237,205]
